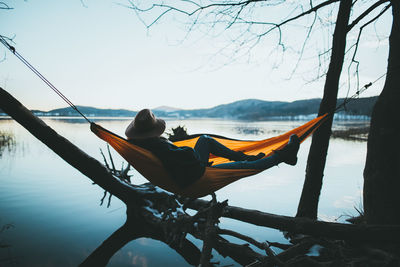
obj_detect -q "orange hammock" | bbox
[91,114,328,198]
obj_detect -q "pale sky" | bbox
[0,0,392,111]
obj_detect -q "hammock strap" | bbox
[297,114,329,142]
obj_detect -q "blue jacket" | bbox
[129,137,206,187]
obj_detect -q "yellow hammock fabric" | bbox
[91,114,328,198]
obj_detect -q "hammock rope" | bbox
[0,35,92,123]
[333,71,386,113]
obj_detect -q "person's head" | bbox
[125,109,166,139]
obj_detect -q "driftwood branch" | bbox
[185,198,400,242]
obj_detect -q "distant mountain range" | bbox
[1,96,377,120]
[156,97,377,120]
[30,106,137,117]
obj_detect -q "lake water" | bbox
[0,117,368,266]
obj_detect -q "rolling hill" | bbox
[0,96,377,120]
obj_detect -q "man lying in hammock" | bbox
[126,109,300,188]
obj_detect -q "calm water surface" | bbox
[0,117,368,266]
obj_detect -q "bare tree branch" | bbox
[261,0,338,30]
[124,0,344,82]
[127,0,339,43]
[185,198,400,242]
[347,0,389,32]
[217,227,285,266]
[79,0,88,8]
[346,3,392,95]
[0,2,13,10]
[288,11,318,78]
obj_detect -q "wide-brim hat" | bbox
[125,109,166,139]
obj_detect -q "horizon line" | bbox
[27,95,379,113]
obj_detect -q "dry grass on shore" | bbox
[0,130,15,157]
[332,126,370,141]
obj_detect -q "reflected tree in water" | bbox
[0,222,15,266]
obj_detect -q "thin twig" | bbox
[217,228,285,266]
[346,3,391,97]
[106,144,116,172]
[99,148,110,170]
[100,191,107,206]
[107,193,112,208]
[0,2,13,10]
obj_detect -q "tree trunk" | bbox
[296,0,352,219]
[363,0,400,225]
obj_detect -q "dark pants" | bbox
[193,135,281,169]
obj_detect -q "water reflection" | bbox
[0,130,16,158]
[47,116,133,124]
[81,218,202,267]
[0,117,368,266]
[234,126,265,136]
[0,222,16,266]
